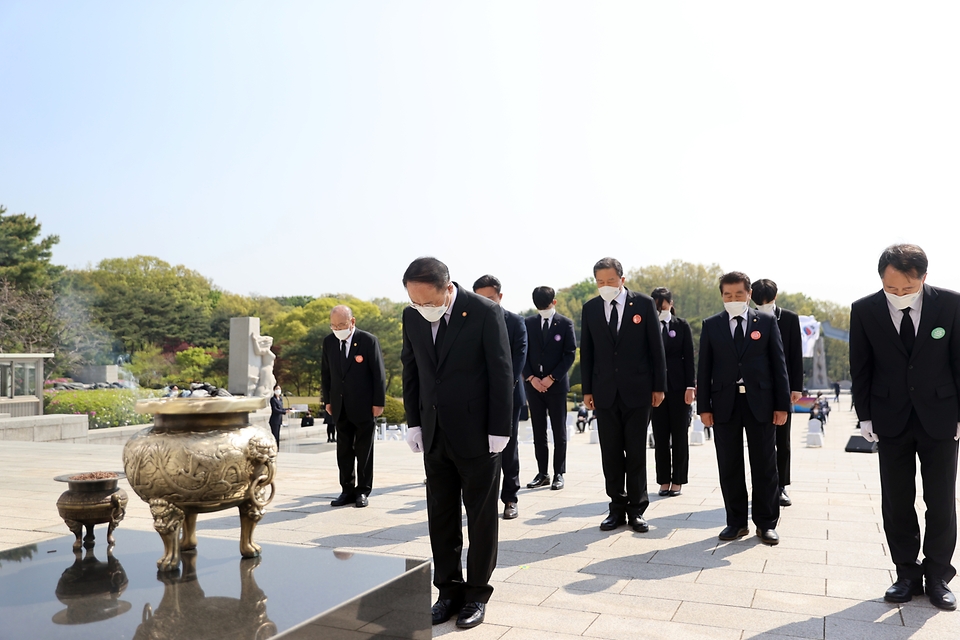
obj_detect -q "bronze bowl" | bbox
[122,397,277,571]
[54,472,128,550]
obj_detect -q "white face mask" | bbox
[724,300,749,317]
[885,289,922,310]
[274,389,281,396]
[331,327,351,340]
[756,302,776,315]
[538,308,555,319]
[658,309,671,323]
[598,286,621,302]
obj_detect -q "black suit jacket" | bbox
[320,328,387,424]
[580,290,667,409]
[850,284,960,439]
[503,308,528,410]
[772,306,804,393]
[660,316,695,392]
[522,312,577,395]
[697,309,791,424]
[401,285,514,458]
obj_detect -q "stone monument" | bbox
[228,317,276,397]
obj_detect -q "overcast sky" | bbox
[2,2,959,313]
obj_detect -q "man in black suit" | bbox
[698,272,790,546]
[401,257,513,629]
[320,305,386,509]
[523,286,577,492]
[751,279,804,507]
[850,244,960,611]
[581,257,666,533]
[473,275,528,520]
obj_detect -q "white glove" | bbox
[406,426,424,453]
[860,420,879,443]
[955,423,959,441]
[488,435,510,453]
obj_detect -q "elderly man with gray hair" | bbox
[321,305,387,508]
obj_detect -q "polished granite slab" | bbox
[0,530,430,639]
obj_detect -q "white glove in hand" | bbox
[955,423,960,441]
[488,435,510,454]
[406,426,424,453]
[860,420,879,443]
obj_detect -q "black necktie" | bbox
[900,308,915,355]
[542,318,550,344]
[435,316,448,359]
[340,339,347,363]
[609,300,619,338]
[661,320,669,340]
[734,316,744,351]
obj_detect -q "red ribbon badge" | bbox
[355,355,364,363]
[632,315,642,324]
[750,331,761,340]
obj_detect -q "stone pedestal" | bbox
[228,317,261,396]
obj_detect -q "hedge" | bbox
[44,389,163,429]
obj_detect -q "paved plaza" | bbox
[2,394,958,639]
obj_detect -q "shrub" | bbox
[44,389,163,429]
[382,396,405,424]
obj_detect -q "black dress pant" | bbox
[878,410,959,582]
[714,393,780,530]
[527,387,568,476]
[269,416,282,447]
[336,413,375,496]
[651,390,691,485]
[500,395,522,505]
[424,429,501,604]
[776,412,792,487]
[595,393,651,515]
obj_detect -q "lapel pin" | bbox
[462,312,467,317]
[668,330,676,338]
[751,331,761,340]
[554,334,562,341]
[355,355,364,363]
[932,327,946,339]
[632,315,642,324]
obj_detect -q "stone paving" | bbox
[2,393,958,639]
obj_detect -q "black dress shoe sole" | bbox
[884,589,923,603]
[658,490,670,497]
[526,477,551,488]
[599,520,626,531]
[456,605,485,628]
[551,483,564,490]
[758,534,779,546]
[718,527,750,541]
[330,498,355,507]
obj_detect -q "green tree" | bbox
[0,205,62,290]
[127,344,176,388]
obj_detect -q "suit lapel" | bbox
[872,291,908,357]
[438,286,469,368]
[912,284,940,359]
[616,292,638,345]
[418,313,438,369]
[718,311,739,359]
[343,331,359,374]
[740,309,760,356]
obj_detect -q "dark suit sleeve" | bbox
[401,310,422,427]
[370,334,387,407]
[785,313,804,393]
[696,319,712,413]
[521,318,534,381]
[484,303,514,437]
[551,317,577,381]
[951,296,960,420]
[646,297,667,393]
[849,303,872,422]
[767,317,791,412]
[682,319,695,388]
[580,306,594,396]
[510,315,528,384]
[320,336,331,405]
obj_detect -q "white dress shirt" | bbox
[603,287,628,332]
[340,327,356,358]
[729,307,750,338]
[886,291,922,335]
[431,285,458,342]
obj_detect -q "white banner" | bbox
[799,315,821,358]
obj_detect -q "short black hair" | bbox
[593,257,623,278]
[403,257,451,290]
[878,244,928,279]
[751,279,778,305]
[532,286,556,310]
[472,274,501,294]
[718,271,751,292]
[650,287,672,309]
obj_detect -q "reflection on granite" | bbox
[134,553,275,640]
[0,530,431,639]
[53,547,130,625]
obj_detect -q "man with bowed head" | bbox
[320,305,386,509]
[580,257,666,533]
[697,272,789,546]
[850,244,960,611]
[401,257,514,629]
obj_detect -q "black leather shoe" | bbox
[628,514,649,533]
[527,473,550,488]
[779,487,792,507]
[456,602,485,628]
[668,489,682,497]
[551,474,564,490]
[600,512,626,531]
[330,493,355,507]
[925,579,956,610]
[503,502,518,520]
[718,525,750,541]
[757,529,780,545]
[658,488,670,497]
[355,494,368,508]
[431,598,462,625]
[884,578,924,603]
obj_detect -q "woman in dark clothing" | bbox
[268,384,289,446]
[650,288,696,497]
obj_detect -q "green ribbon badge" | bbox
[932,327,946,340]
